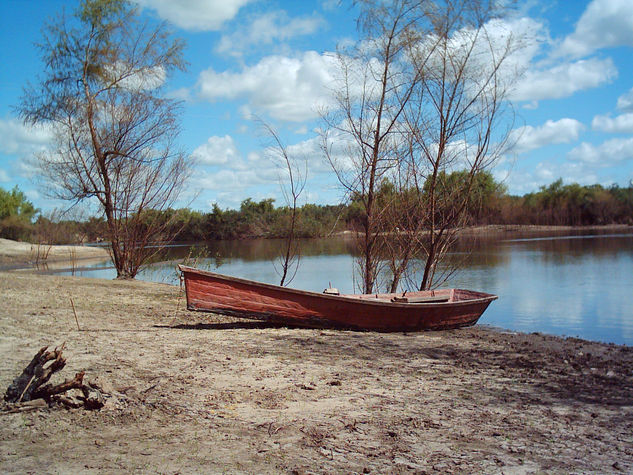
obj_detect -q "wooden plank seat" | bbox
[391,295,450,303]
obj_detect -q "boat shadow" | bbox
[154,321,305,331]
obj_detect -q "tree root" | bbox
[4,344,106,410]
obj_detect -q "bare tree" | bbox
[322,0,425,293]
[259,120,307,287]
[325,0,520,292]
[18,0,191,278]
[397,0,518,290]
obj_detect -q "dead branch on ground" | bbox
[3,344,105,410]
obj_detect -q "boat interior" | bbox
[342,289,454,304]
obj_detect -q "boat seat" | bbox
[391,295,449,303]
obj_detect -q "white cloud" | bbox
[216,11,324,58]
[191,135,286,194]
[410,15,616,105]
[320,0,338,12]
[167,87,192,102]
[282,126,362,175]
[557,0,633,57]
[567,137,633,165]
[0,118,53,155]
[478,17,546,88]
[510,57,617,102]
[136,0,251,31]
[23,188,42,203]
[616,87,633,111]
[104,63,166,91]
[592,113,633,133]
[499,161,600,195]
[409,16,545,103]
[445,14,619,105]
[0,168,10,182]
[189,129,338,209]
[191,135,240,166]
[196,51,338,122]
[193,166,281,208]
[196,168,268,189]
[535,161,600,186]
[509,118,585,154]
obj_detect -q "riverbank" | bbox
[1,271,631,473]
[0,238,109,267]
[457,223,633,237]
[333,223,633,239]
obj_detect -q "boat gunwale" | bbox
[178,265,498,308]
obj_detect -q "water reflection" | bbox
[165,236,358,262]
[449,234,633,345]
[54,231,633,345]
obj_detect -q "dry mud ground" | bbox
[0,272,632,474]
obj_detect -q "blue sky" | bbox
[1,0,633,213]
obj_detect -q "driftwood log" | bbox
[4,344,105,410]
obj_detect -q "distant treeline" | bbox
[1,176,632,244]
[492,179,633,226]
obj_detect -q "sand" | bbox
[0,269,632,474]
[0,238,110,268]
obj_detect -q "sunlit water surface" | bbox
[56,231,633,345]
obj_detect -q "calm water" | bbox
[57,231,633,345]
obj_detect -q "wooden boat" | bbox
[178,265,497,332]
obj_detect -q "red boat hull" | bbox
[179,266,497,332]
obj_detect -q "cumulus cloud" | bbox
[188,129,339,209]
[567,137,633,165]
[536,161,600,186]
[196,51,338,122]
[0,118,53,155]
[191,134,284,192]
[114,64,166,91]
[136,0,251,31]
[510,57,617,102]
[191,135,240,166]
[421,15,617,105]
[472,17,546,89]
[404,16,545,103]
[196,168,272,190]
[216,11,324,58]
[509,118,585,154]
[557,0,633,57]
[592,113,633,133]
[498,161,601,195]
[452,14,620,105]
[616,87,633,111]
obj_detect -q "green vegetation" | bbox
[500,179,633,226]
[3,177,632,245]
[0,186,38,241]
[151,199,347,242]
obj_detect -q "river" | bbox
[55,230,633,345]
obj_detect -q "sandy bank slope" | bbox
[0,272,631,473]
[0,238,109,265]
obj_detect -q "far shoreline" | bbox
[2,224,631,270]
[332,223,633,237]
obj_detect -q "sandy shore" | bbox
[456,223,633,236]
[0,271,631,473]
[0,238,110,268]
